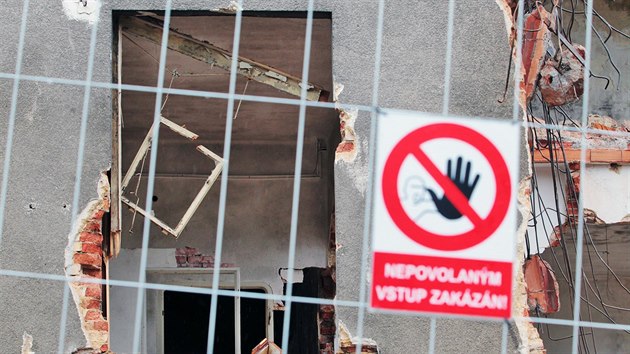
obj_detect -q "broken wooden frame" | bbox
[120,15,330,102]
[120,116,224,238]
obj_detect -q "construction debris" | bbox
[539,45,585,106]
[524,255,560,314]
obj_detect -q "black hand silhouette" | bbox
[427,157,480,220]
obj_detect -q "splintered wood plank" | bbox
[120,16,329,102]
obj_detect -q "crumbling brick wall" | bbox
[319,305,335,354]
[64,172,110,353]
[175,247,233,268]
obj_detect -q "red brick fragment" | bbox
[539,45,585,106]
[320,305,334,313]
[320,324,335,335]
[88,320,109,331]
[524,255,560,314]
[83,269,102,278]
[83,221,101,232]
[81,298,101,310]
[79,232,103,244]
[100,344,109,352]
[320,311,334,320]
[74,253,102,269]
[82,243,102,254]
[84,310,102,321]
[175,247,199,256]
[92,320,109,331]
[91,209,106,220]
[336,141,354,153]
[187,255,204,264]
[85,284,101,299]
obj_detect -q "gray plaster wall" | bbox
[0,2,112,352]
[332,1,523,353]
[0,0,525,353]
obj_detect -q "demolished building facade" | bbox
[0,0,628,353]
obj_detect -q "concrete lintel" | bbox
[120,16,330,102]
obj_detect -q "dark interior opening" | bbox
[163,289,267,353]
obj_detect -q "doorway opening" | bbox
[110,10,338,353]
[163,288,267,353]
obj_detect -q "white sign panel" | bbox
[370,110,520,319]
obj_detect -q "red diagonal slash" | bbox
[410,148,483,227]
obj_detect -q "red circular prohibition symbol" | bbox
[382,123,511,251]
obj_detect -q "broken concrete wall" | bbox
[0,0,531,352]
[332,1,526,353]
[0,1,112,351]
[64,171,110,353]
[548,0,630,122]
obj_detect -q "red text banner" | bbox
[371,251,513,318]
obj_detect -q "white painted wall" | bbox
[528,164,630,254]
[583,165,630,223]
[528,164,567,254]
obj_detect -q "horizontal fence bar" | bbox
[1,268,629,332]
[0,72,627,140]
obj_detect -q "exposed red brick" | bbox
[81,298,101,310]
[188,256,202,264]
[85,285,101,299]
[83,221,101,232]
[319,304,335,352]
[84,310,102,321]
[548,224,563,247]
[320,324,335,335]
[65,172,110,353]
[176,247,199,256]
[79,232,103,244]
[187,255,204,264]
[320,311,334,320]
[91,209,106,220]
[340,344,379,353]
[83,269,102,278]
[320,336,334,344]
[87,320,109,331]
[74,253,102,269]
[320,305,334,313]
[82,243,102,254]
[336,141,354,153]
[320,342,334,354]
[175,255,187,265]
[524,255,560,314]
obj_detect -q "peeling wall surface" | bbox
[0,0,528,353]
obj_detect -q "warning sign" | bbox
[370,111,519,319]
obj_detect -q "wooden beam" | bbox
[120,16,330,102]
[533,148,630,164]
[532,148,588,163]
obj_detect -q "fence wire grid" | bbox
[1,0,629,353]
